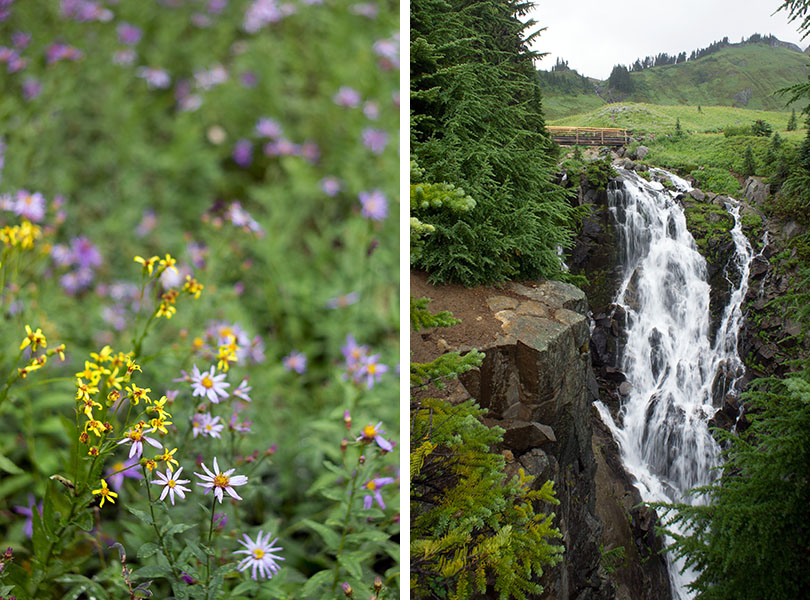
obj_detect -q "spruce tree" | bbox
[411,0,582,286]
[742,144,756,177]
[787,108,798,131]
[675,117,683,137]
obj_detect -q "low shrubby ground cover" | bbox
[0,1,399,599]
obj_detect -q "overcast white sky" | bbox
[526,0,808,80]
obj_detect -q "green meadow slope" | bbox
[540,42,810,119]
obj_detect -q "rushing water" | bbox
[594,168,756,598]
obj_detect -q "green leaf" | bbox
[231,580,259,595]
[299,569,332,598]
[126,505,154,526]
[137,543,160,559]
[345,530,391,544]
[0,452,23,474]
[302,519,341,550]
[74,509,93,532]
[165,522,196,537]
[132,564,173,580]
[339,551,366,581]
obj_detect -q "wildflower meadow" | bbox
[0,1,399,599]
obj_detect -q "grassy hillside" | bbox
[552,103,804,196]
[540,42,810,119]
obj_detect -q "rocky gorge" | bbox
[411,150,809,599]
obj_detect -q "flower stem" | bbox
[204,494,217,589]
[143,466,181,580]
[331,465,361,592]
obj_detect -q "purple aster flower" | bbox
[135,208,156,237]
[234,530,284,580]
[190,364,230,403]
[70,236,102,269]
[208,0,227,13]
[362,476,395,509]
[200,413,224,438]
[13,494,42,538]
[359,189,388,221]
[12,31,30,49]
[113,48,136,66]
[46,43,83,64]
[363,101,380,120]
[14,190,45,221]
[263,139,299,157]
[137,67,170,89]
[117,22,142,45]
[341,334,368,369]
[60,271,81,295]
[333,86,361,108]
[357,422,393,452]
[361,128,388,155]
[105,457,143,491]
[152,466,192,505]
[326,292,359,309]
[243,0,287,33]
[255,117,282,139]
[282,351,306,374]
[232,139,253,167]
[22,77,41,101]
[229,413,252,433]
[350,2,378,18]
[356,353,388,389]
[373,36,399,70]
[194,457,248,502]
[51,245,73,267]
[180,572,195,584]
[320,176,340,196]
[241,71,257,87]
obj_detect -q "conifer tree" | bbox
[742,144,756,177]
[787,108,798,131]
[411,0,582,286]
[675,117,683,137]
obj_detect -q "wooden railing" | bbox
[547,126,630,146]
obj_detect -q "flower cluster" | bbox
[16,325,65,380]
[341,334,389,389]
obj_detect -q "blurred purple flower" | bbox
[361,128,388,154]
[0,0,13,22]
[373,36,399,70]
[51,244,73,267]
[282,350,307,374]
[341,334,368,369]
[232,139,253,167]
[248,335,265,363]
[71,236,102,269]
[117,22,142,45]
[12,31,30,49]
[105,458,143,491]
[137,66,170,89]
[61,0,112,22]
[333,86,361,108]
[6,54,26,73]
[350,3,378,18]
[22,77,41,100]
[195,64,227,90]
[46,43,84,64]
[326,292,358,309]
[113,48,136,66]
[135,208,156,237]
[357,353,388,389]
[191,12,212,27]
[233,378,252,402]
[14,190,45,221]
[229,413,252,433]
[13,494,42,538]
[60,271,81,295]
[255,117,282,139]
[243,0,287,32]
[263,139,299,157]
[320,176,340,196]
[363,101,380,120]
[300,141,319,163]
[241,71,257,87]
[359,189,388,221]
[187,241,208,269]
[208,0,227,13]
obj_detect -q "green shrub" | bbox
[689,167,742,196]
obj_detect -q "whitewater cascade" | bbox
[595,168,756,599]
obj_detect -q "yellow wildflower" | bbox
[134,255,160,276]
[92,479,118,508]
[90,345,114,363]
[157,253,177,274]
[76,378,99,402]
[147,395,172,420]
[105,368,125,391]
[150,416,172,435]
[155,447,179,472]
[20,325,47,352]
[125,384,151,405]
[85,419,105,438]
[183,275,204,299]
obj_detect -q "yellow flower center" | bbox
[213,473,230,488]
[367,363,377,374]
[363,424,377,438]
[168,479,176,488]
[201,376,214,389]
[130,430,143,441]
[113,462,124,472]
[366,480,377,491]
[252,549,265,559]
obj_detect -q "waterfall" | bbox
[594,168,756,599]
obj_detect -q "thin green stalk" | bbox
[331,465,362,592]
[204,494,217,589]
[143,466,181,580]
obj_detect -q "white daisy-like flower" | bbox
[194,457,248,503]
[233,530,284,580]
[200,413,224,439]
[151,466,192,505]
[232,378,252,402]
[117,426,162,458]
[190,364,230,403]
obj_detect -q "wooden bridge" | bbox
[547,126,630,146]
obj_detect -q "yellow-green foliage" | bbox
[411,399,563,600]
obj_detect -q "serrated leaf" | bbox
[299,569,332,597]
[137,543,160,559]
[302,519,341,550]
